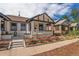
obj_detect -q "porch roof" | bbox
[7,15,28,22]
[55,19,71,26]
[55,19,66,25]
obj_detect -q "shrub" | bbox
[67,30,79,36]
[65,30,79,40]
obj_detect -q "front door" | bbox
[39,24,44,31]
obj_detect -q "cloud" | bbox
[46,4,72,17]
[0,3,72,18]
[57,7,70,15]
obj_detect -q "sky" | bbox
[0,3,79,20]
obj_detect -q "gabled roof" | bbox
[7,15,28,22]
[0,12,11,21]
[55,19,71,25]
[55,19,66,25]
[26,13,54,23]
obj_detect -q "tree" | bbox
[62,15,69,19]
[71,8,79,23]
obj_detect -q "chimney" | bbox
[18,11,20,16]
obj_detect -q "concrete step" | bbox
[11,45,24,48]
[12,35,24,39]
[12,37,24,39]
[11,39,26,48]
[12,42,23,45]
[12,40,24,42]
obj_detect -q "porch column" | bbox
[43,23,46,31]
[6,21,10,32]
[59,25,62,34]
[0,19,1,39]
[26,23,29,33]
[31,21,34,37]
[51,24,54,35]
[17,23,21,33]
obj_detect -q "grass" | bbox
[65,30,79,40]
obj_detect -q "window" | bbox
[1,21,5,31]
[11,23,17,31]
[21,23,26,31]
[55,26,59,30]
[39,24,44,31]
[62,25,65,31]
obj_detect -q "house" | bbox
[26,13,55,36]
[6,15,29,35]
[0,12,11,34]
[0,13,29,39]
[54,19,71,35]
[70,23,79,31]
[0,12,11,39]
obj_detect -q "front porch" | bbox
[30,21,54,36]
[54,25,70,35]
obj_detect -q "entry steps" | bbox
[12,35,24,39]
[11,39,26,48]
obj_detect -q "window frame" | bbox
[11,22,17,31]
[21,23,26,31]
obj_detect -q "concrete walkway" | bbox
[0,38,79,56]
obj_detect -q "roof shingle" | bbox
[7,15,28,22]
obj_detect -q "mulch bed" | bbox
[34,41,79,56]
[24,35,65,47]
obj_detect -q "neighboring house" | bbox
[70,23,79,31]
[1,15,29,36]
[0,13,30,39]
[0,12,11,35]
[0,12,11,39]
[26,13,55,36]
[6,15,29,35]
[54,19,71,35]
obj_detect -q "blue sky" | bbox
[71,3,79,9]
[0,3,79,20]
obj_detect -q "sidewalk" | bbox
[0,38,79,56]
